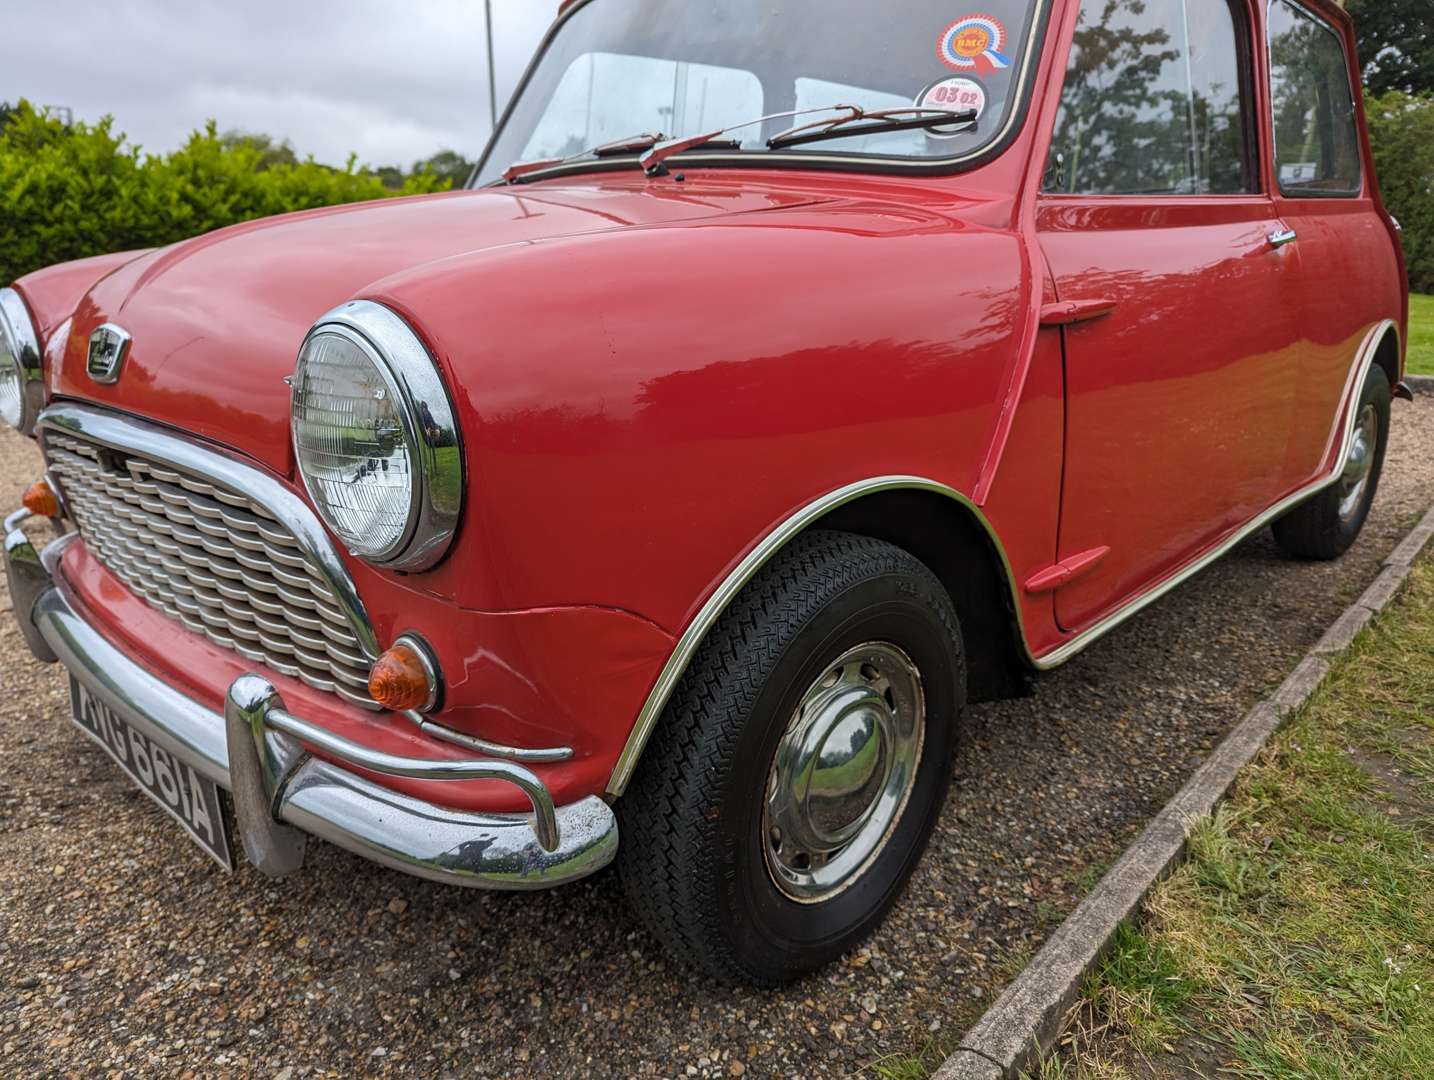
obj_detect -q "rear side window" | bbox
[1267,0,1362,197]
[1044,0,1255,195]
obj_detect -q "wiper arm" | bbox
[591,132,668,158]
[503,131,668,183]
[638,104,861,176]
[766,107,978,150]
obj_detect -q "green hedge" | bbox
[1368,91,1434,295]
[0,101,448,285]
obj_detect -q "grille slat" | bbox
[45,431,377,709]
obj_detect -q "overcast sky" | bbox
[2,0,554,167]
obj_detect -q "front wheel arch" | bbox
[604,478,1033,798]
[815,488,1032,705]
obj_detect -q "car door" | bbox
[1264,0,1398,484]
[1036,0,1302,633]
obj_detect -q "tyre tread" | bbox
[617,530,960,984]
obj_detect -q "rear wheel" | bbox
[617,531,964,985]
[1273,365,1391,561]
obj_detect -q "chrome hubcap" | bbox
[1337,404,1378,522]
[762,642,925,904]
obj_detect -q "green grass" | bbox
[1059,558,1434,1079]
[1409,293,1434,376]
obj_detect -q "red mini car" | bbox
[1,0,1408,984]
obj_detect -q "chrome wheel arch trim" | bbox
[606,319,1401,795]
[37,402,381,661]
[1034,318,1401,670]
[604,475,1028,796]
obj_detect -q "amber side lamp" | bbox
[368,638,439,712]
[22,478,60,518]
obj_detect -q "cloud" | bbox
[1,0,556,167]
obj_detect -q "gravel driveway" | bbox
[2,396,1432,1079]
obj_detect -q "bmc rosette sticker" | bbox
[938,15,1012,73]
[917,76,987,136]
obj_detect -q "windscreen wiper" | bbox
[638,104,863,176]
[503,131,670,183]
[765,106,978,150]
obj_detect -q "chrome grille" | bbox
[44,431,376,708]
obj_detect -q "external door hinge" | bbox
[1039,299,1118,328]
[1024,546,1111,595]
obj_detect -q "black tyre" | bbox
[617,530,965,986]
[1273,365,1391,561]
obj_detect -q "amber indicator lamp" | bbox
[368,639,437,712]
[22,477,60,518]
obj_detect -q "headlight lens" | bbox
[0,288,42,434]
[292,329,415,559]
[291,302,462,570]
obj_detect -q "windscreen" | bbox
[475,0,1048,183]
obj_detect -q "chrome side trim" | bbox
[1034,319,1400,669]
[606,320,1400,793]
[605,476,1027,796]
[298,301,464,573]
[36,402,381,661]
[0,287,44,436]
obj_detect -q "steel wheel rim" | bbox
[1337,403,1378,523]
[762,642,925,904]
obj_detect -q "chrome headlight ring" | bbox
[291,300,463,573]
[0,288,45,436]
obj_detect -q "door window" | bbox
[1267,0,1362,197]
[1045,0,1255,195]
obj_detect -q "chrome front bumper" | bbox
[3,510,618,890]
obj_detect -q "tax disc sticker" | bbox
[916,76,987,136]
[938,15,1012,73]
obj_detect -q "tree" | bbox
[1366,91,1434,293]
[371,164,408,191]
[411,149,474,188]
[1346,0,1434,97]
[218,130,299,171]
[0,102,15,131]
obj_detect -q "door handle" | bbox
[1268,228,1298,250]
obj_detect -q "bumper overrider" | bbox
[4,507,618,889]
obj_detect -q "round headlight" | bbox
[291,302,462,571]
[0,288,43,435]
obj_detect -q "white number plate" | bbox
[69,677,234,871]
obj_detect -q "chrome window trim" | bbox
[470,0,1054,187]
[37,402,381,661]
[296,301,464,573]
[0,287,45,436]
[606,319,1400,795]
